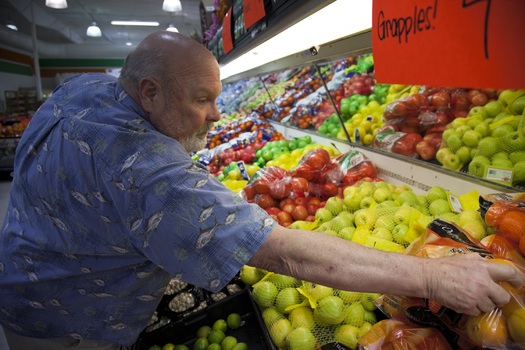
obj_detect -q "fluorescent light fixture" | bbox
[87,22,102,37]
[126,42,133,46]
[220,0,372,80]
[6,23,17,31]
[111,20,160,26]
[163,0,182,12]
[46,0,68,9]
[166,24,179,32]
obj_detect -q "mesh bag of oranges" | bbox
[238,266,384,350]
[375,218,525,350]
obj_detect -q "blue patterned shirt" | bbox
[0,73,275,346]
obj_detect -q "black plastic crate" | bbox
[135,288,274,350]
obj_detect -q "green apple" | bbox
[359,196,376,209]
[372,227,393,241]
[474,121,491,137]
[440,212,460,224]
[314,296,345,325]
[446,133,464,151]
[338,226,355,241]
[492,152,510,161]
[343,193,363,211]
[360,321,374,337]
[338,290,362,303]
[441,128,455,143]
[376,200,398,209]
[354,209,377,227]
[503,131,525,150]
[468,106,488,119]
[491,124,514,138]
[462,221,487,241]
[358,185,374,197]
[484,101,504,118]
[336,211,355,225]
[442,153,462,170]
[450,117,468,129]
[426,186,448,203]
[374,215,396,231]
[343,186,358,198]
[509,150,525,164]
[466,117,483,129]
[288,307,315,329]
[262,306,285,327]
[275,287,301,314]
[458,209,482,226]
[391,223,409,244]
[267,274,299,288]
[491,158,514,169]
[470,147,480,159]
[240,265,263,286]
[373,187,392,203]
[334,325,360,349]
[436,147,453,164]
[477,137,499,158]
[286,327,316,350]
[252,281,278,307]
[325,197,344,216]
[513,160,525,183]
[468,155,491,177]
[315,208,333,223]
[395,189,417,207]
[462,130,483,148]
[269,318,291,349]
[302,282,333,301]
[361,293,381,311]
[455,146,472,164]
[343,301,366,327]
[394,207,414,225]
[429,198,451,216]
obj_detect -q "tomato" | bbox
[291,205,308,221]
[305,149,331,170]
[255,194,277,209]
[269,180,290,199]
[253,179,270,194]
[291,177,309,194]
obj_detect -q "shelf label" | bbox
[243,0,266,29]
[372,0,525,89]
[222,8,234,54]
[484,166,513,185]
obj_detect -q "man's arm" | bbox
[247,225,524,316]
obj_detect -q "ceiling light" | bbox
[86,22,102,37]
[220,0,372,80]
[46,0,68,9]
[166,24,179,32]
[111,21,160,26]
[6,22,17,31]
[162,0,182,12]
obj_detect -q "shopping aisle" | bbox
[0,179,11,350]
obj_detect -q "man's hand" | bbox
[426,254,525,316]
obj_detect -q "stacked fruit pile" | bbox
[437,89,525,185]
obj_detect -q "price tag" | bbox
[484,166,513,185]
[447,194,464,213]
[372,0,525,89]
[222,8,234,54]
[243,0,266,29]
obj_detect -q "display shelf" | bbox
[269,121,518,196]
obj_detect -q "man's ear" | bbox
[138,77,163,114]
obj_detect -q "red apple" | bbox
[291,205,308,221]
[415,140,437,161]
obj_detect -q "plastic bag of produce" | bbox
[438,89,525,185]
[356,319,452,350]
[376,219,525,350]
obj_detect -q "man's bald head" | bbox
[119,31,217,96]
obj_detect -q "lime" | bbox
[196,325,212,339]
[231,342,248,350]
[207,344,222,350]
[174,345,189,350]
[212,319,228,333]
[226,313,242,329]
[193,338,209,350]
[221,336,238,350]
[162,344,175,350]
[148,346,161,350]
[207,329,226,344]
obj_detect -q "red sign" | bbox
[372,0,525,89]
[243,0,266,29]
[222,8,234,54]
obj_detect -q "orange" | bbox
[500,281,525,318]
[485,201,511,228]
[464,310,509,348]
[499,210,525,243]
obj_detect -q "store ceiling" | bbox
[0,0,209,58]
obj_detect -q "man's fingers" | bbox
[487,260,525,289]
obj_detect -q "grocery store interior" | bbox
[1,0,525,349]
